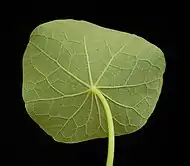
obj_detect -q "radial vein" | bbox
[94,43,127,86]
[55,93,90,137]
[25,90,89,103]
[84,36,93,85]
[29,58,64,96]
[101,92,146,119]
[97,78,161,89]
[95,94,107,134]
[29,41,90,88]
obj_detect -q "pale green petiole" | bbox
[91,86,115,166]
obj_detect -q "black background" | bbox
[5,13,179,166]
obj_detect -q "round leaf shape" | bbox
[22,19,166,143]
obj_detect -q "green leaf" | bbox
[22,19,165,143]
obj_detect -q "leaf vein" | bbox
[94,43,128,86]
[95,94,108,134]
[101,92,146,119]
[85,93,94,135]
[97,78,161,89]
[84,36,93,85]
[30,59,64,96]
[29,41,90,88]
[25,90,89,103]
[55,93,90,137]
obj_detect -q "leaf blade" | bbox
[22,19,166,143]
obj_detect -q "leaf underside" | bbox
[22,19,166,143]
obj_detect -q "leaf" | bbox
[22,19,165,143]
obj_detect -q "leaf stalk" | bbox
[92,87,115,166]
